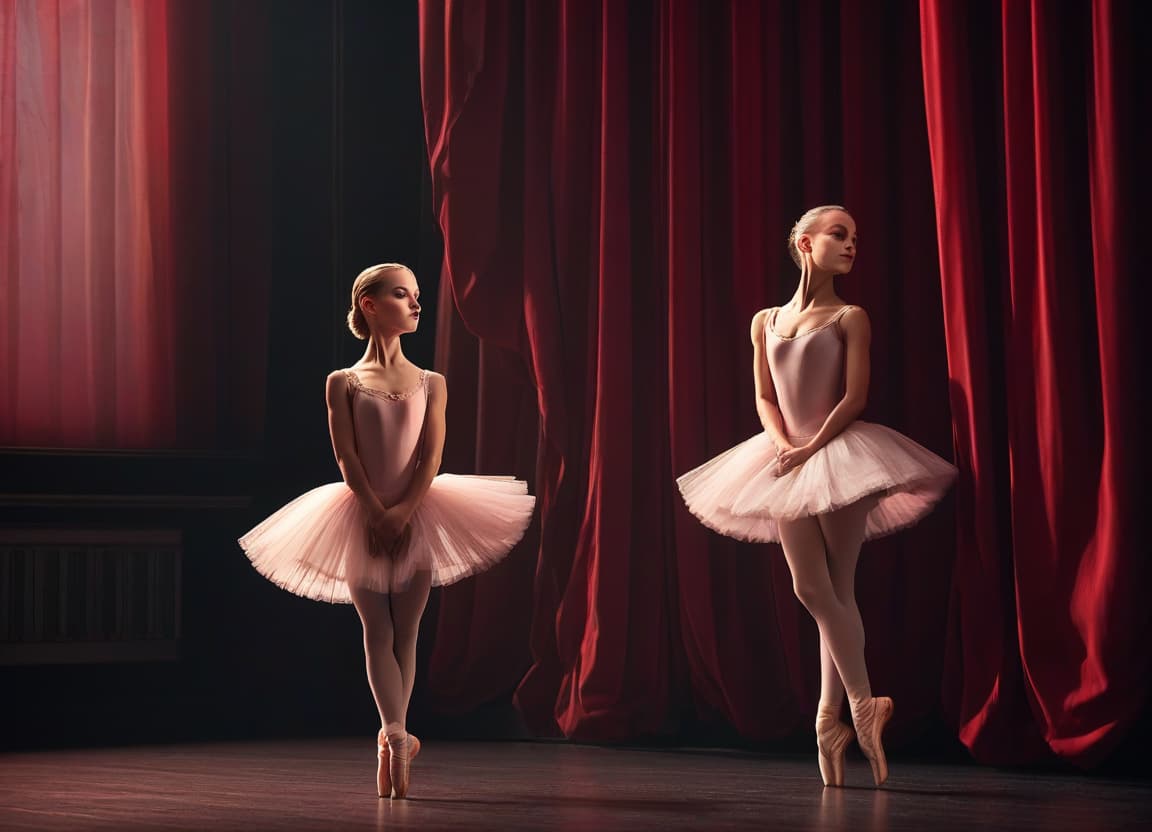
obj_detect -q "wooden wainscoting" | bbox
[0,528,182,665]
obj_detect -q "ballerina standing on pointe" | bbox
[239,263,535,800]
[676,207,957,787]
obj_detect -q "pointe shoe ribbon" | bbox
[378,731,421,799]
[387,732,418,800]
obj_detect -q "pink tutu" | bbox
[239,474,535,603]
[676,421,957,543]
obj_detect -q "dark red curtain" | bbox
[921,0,1147,765]
[420,0,1145,765]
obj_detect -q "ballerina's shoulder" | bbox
[749,305,871,340]
[322,368,447,399]
[750,307,772,343]
[837,305,871,340]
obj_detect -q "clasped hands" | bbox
[367,504,413,558]
[773,439,814,476]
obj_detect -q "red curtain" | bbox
[0,0,266,449]
[420,0,956,744]
[1,0,175,447]
[921,0,1147,765]
[424,296,543,712]
[421,0,1144,765]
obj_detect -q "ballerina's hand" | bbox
[771,437,795,472]
[386,523,413,559]
[368,506,412,558]
[777,444,813,475]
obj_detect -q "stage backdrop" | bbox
[419,0,1146,767]
[0,0,443,750]
[0,0,269,450]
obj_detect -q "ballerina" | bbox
[239,263,535,799]
[676,207,956,787]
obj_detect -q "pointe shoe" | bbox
[387,733,412,799]
[816,719,855,787]
[377,730,391,798]
[377,731,421,798]
[851,696,894,786]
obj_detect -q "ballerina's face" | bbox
[799,211,857,275]
[364,268,422,334]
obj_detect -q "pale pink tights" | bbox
[349,570,432,737]
[777,497,876,719]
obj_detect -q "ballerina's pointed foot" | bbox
[377,731,420,798]
[387,732,413,799]
[377,730,391,798]
[816,719,855,787]
[851,696,894,786]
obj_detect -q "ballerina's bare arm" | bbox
[779,306,871,469]
[751,309,793,452]
[326,370,387,517]
[388,371,448,523]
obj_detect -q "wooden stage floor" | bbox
[2,739,1149,831]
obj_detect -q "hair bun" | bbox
[347,304,369,340]
[347,263,412,340]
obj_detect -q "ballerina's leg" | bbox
[389,567,432,714]
[350,583,406,730]
[817,497,893,785]
[778,515,872,702]
[815,496,874,715]
[364,567,430,799]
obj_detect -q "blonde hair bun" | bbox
[347,263,411,339]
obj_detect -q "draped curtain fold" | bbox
[420,0,1143,766]
[920,0,1147,765]
[420,0,959,745]
[427,0,1140,766]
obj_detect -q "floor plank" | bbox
[2,739,1149,831]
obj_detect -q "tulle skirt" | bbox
[676,421,957,543]
[238,474,535,603]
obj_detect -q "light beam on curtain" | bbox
[1,0,174,448]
